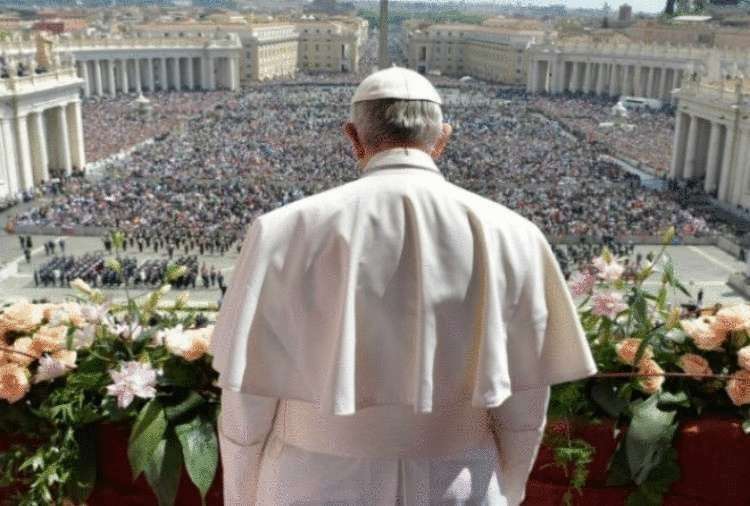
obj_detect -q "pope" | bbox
[210,66,598,505]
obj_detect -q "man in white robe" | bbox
[210,66,598,505]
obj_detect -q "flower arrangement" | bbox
[546,227,750,506]
[0,252,219,506]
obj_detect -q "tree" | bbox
[665,0,677,14]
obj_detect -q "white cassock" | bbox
[210,147,598,505]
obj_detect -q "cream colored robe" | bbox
[210,147,598,505]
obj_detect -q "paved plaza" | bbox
[1,206,747,307]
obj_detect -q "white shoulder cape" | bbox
[210,173,597,415]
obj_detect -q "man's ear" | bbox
[343,122,366,160]
[430,123,452,160]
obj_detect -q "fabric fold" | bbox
[210,161,597,416]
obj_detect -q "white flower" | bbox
[105,361,158,409]
[104,317,143,341]
[80,303,110,324]
[592,254,625,282]
[72,324,97,349]
[33,350,77,383]
[153,324,182,348]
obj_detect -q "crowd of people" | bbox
[33,251,223,290]
[529,94,675,176]
[8,82,735,269]
[82,91,231,163]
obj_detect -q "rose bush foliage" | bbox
[549,227,750,506]
[0,266,219,506]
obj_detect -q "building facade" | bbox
[405,23,544,85]
[0,52,85,200]
[526,41,750,101]
[670,77,750,208]
[134,23,295,84]
[59,34,242,97]
[628,21,750,50]
[296,18,367,73]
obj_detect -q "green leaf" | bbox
[165,392,206,422]
[65,426,97,502]
[128,399,169,479]
[144,432,183,506]
[175,415,218,499]
[162,358,201,388]
[605,441,632,487]
[626,395,678,485]
[591,382,629,418]
[657,391,690,409]
[625,447,680,506]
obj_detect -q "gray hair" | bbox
[351,99,443,150]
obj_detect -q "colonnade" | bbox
[669,79,750,207]
[75,55,239,97]
[529,58,686,101]
[1,100,85,196]
[670,112,731,196]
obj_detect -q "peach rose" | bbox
[6,337,40,367]
[714,304,750,332]
[0,301,44,340]
[677,353,713,380]
[680,317,727,351]
[725,370,750,406]
[182,330,210,362]
[0,363,31,404]
[30,325,68,356]
[48,303,86,328]
[637,359,665,394]
[737,346,750,372]
[615,338,654,366]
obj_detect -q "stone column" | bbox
[160,58,168,91]
[146,59,155,92]
[633,64,643,97]
[684,115,700,179]
[595,62,605,95]
[570,61,580,93]
[107,59,116,97]
[581,62,590,93]
[134,59,142,94]
[528,59,538,93]
[15,115,34,191]
[229,56,239,91]
[718,127,736,202]
[704,122,722,193]
[608,64,618,96]
[621,65,631,96]
[120,59,129,93]
[66,101,85,171]
[172,57,182,91]
[80,60,90,97]
[646,66,655,98]
[94,60,103,96]
[661,68,672,100]
[56,106,72,176]
[29,111,49,184]
[186,57,195,91]
[1,118,19,195]
[207,56,216,90]
[732,131,750,206]
[670,112,688,179]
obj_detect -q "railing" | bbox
[57,36,241,51]
[679,78,750,105]
[0,66,79,94]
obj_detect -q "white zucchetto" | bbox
[351,66,443,105]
